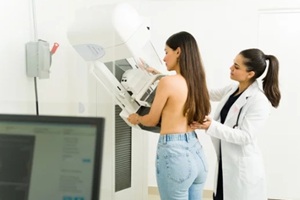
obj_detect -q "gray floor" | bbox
[149,194,212,200]
[148,189,213,200]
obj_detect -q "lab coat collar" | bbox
[237,80,260,106]
[214,81,260,122]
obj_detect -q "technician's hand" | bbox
[190,116,211,130]
[127,113,140,125]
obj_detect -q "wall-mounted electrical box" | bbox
[25,40,51,79]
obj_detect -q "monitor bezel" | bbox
[0,114,105,200]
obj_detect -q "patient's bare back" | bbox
[159,75,192,134]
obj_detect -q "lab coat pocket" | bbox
[239,156,264,185]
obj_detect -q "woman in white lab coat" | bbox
[190,48,281,200]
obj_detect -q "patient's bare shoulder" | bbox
[159,75,186,89]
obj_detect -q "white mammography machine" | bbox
[67,3,163,200]
[68,2,164,133]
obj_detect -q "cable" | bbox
[34,77,39,115]
[29,0,39,115]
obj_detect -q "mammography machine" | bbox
[67,3,163,200]
[68,2,164,133]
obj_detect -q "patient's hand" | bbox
[127,113,140,125]
[146,67,161,75]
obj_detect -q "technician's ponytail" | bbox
[262,55,281,107]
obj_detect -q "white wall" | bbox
[0,0,36,114]
[0,0,82,116]
[258,10,300,200]
[1,0,300,199]
[0,0,129,117]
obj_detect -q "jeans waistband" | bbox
[158,131,197,143]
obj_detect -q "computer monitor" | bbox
[0,114,105,200]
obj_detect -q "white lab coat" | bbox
[206,81,271,200]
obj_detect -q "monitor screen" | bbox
[0,114,105,200]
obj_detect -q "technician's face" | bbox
[163,45,179,71]
[230,54,254,83]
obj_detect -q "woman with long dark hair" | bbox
[191,48,281,200]
[128,31,211,200]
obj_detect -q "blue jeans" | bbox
[156,131,208,200]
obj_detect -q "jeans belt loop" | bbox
[185,133,189,142]
[163,135,167,144]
